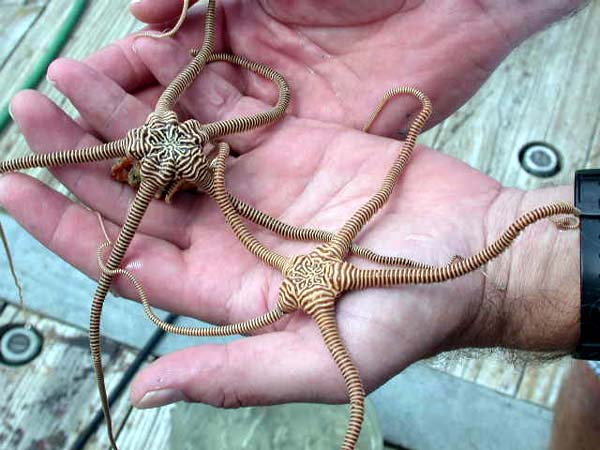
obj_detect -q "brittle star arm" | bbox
[89,173,169,450]
[0,138,129,173]
[187,52,291,140]
[95,218,285,337]
[136,0,191,40]
[0,220,28,323]
[229,195,435,268]
[327,87,433,260]
[204,88,437,268]
[211,141,289,271]
[154,0,217,114]
[339,202,580,290]
[312,305,365,450]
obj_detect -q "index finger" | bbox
[83,0,217,94]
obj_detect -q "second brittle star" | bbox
[205,88,580,450]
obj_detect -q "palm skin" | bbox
[92,0,583,140]
[0,0,580,408]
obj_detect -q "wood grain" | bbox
[0,305,136,449]
[420,3,600,187]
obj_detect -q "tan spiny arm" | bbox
[212,142,290,271]
[341,202,580,290]
[0,138,128,173]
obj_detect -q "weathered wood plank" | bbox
[427,351,524,397]
[0,305,136,449]
[112,401,384,450]
[516,358,572,408]
[0,1,47,68]
[420,3,600,188]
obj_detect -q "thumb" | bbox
[130,331,347,409]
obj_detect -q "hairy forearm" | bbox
[469,184,580,352]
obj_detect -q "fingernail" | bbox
[136,389,185,409]
[7,102,14,120]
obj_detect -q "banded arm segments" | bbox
[211,142,289,271]
[328,88,432,259]
[230,195,434,268]
[136,0,190,40]
[0,138,128,173]
[342,202,579,290]
[88,176,164,450]
[155,0,217,113]
[191,53,290,140]
[313,307,365,450]
[96,231,284,337]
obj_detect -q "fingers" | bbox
[131,330,350,409]
[84,0,222,93]
[9,90,195,248]
[47,58,151,141]
[0,173,187,304]
[84,38,155,95]
[130,0,201,25]
[133,37,285,152]
[0,171,286,324]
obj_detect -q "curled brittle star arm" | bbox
[136,0,190,40]
[229,195,433,268]
[363,86,430,133]
[340,202,579,290]
[95,224,284,336]
[211,142,289,271]
[155,0,216,113]
[312,307,365,450]
[186,52,290,141]
[89,176,164,450]
[0,138,128,173]
[328,88,432,260]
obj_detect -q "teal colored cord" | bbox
[0,0,88,135]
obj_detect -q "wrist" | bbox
[468,185,580,352]
[483,0,588,46]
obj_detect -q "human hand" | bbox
[120,0,585,137]
[0,53,578,408]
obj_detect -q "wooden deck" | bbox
[1,0,599,448]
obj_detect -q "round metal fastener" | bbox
[0,324,43,366]
[518,143,561,178]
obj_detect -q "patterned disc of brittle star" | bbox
[204,87,580,450]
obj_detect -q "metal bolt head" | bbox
[519,142,561,178]
[0,324,43,366]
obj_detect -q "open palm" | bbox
[0,0,578,407]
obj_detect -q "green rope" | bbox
[0,0,88,135]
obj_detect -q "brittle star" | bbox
[0,1,438,447]
[204,90,579,449]
[0,2,580,449]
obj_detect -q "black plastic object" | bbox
[0,323,43,366]
[574,169,600,360]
